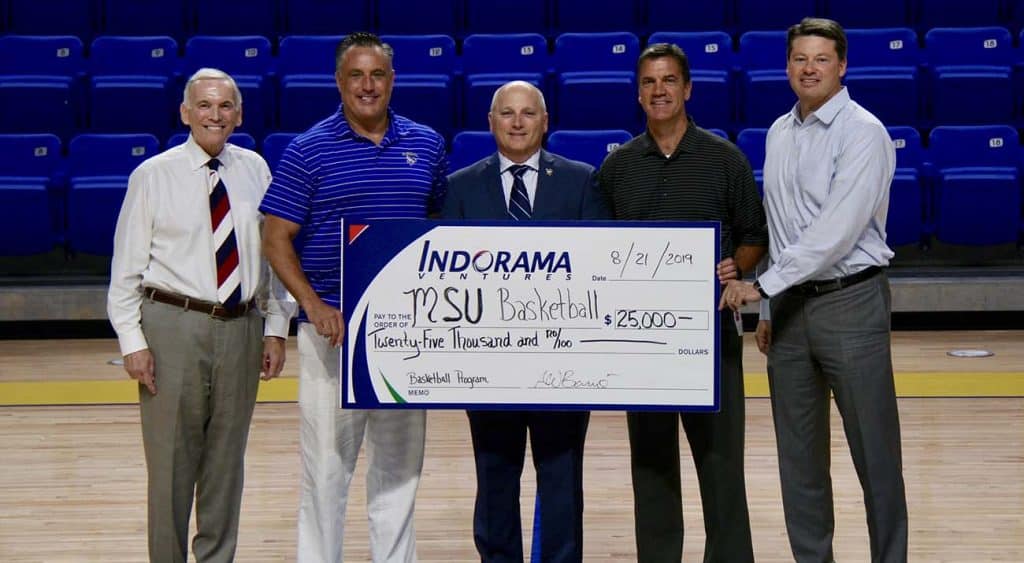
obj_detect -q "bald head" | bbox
[488,81,549,163]
[489,81,547,114]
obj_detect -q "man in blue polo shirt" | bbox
[260,32,447,563]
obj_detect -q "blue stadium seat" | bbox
[278,35,341,77]
[382,35,458,137]
[184,36,274,138]
[645,0,728,33]
[648,31,734,130]
[554,32,638,73]
[283,0,370,35]
[377,0,458,36]
[277,35,343,132]
[278,80,341,132]
[66,134,161,255]
[738,31,792,129]
[195,0,277,37]
[825,0,910,28]
[0,35,85,140]
[924,27,1014,126]
[465,0,547,34]
[0,134,63,255]
[383,35,457,77]
[263,133,299,173]
[554,33,641,131]
[928,125,1021,246]
[844,28,921,128]
[166,132,257,151]
[554,0,640,33]
[546,129,632,169]
[391,78,456,139]
[734,0,817,33]
[102,0,188,39]
[449,131,496,172]
[885,126,927,246]
[6,0,96,39]
[707,128,729,139]
[89,36,178,139]
[736,128,767,194]
[917,0,1003,31]
[462,34,550,130]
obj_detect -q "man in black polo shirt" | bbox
[597,43,767,562]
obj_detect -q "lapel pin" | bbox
[545,168,553,176]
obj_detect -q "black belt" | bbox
[790,266,882,297]
[145,287,254,319]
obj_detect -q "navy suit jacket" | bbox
[441,149,610,220]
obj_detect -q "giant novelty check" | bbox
[341,220,721,411]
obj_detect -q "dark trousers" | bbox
[468,410,590,563]
[139,300,263,563]
[627,314,754,563]
[768,273,908,563]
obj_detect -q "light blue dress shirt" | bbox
[757,87,895,305]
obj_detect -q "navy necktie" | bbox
[506,164,532,220]
[207,158,241,307]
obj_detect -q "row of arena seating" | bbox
[5,0,1024,39]
[1,125,1022,258]
[3,28,1024,141]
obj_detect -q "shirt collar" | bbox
[788,86,850,126]
[498,150,541,173]
[640,115,700,158]
[336,105,402,145]
[183,134,231,171]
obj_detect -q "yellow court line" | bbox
[1,373,1022,406]
[0,378,299,406]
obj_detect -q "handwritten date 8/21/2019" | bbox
[610,241,693,279]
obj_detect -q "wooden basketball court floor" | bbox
[1,331,1022,561]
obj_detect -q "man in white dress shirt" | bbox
[108,67,292,563]
[720,18,908,563]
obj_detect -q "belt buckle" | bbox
[210,304,226,319]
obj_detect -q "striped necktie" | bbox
[207,158,241,307]
[506,164,532,220]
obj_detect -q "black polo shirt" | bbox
[597,120,768,259]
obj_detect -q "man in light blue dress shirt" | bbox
[720,17,908,563]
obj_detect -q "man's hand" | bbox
[719,279,762,312]
[716,257,740,284]
[261,336,287,380]
[305,297,345,347]
[124,349,156,395]
[755,320,771,355]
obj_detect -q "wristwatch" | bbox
[753,280,769,299]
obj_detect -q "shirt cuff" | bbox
[755,268,786,298]
[117,329,149,357]
[263,313,290,339]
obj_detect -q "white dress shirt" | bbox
[757,87,895,304]
[498,151,541,208]
[108,136,294,355]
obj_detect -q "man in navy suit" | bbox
[441,81,609,562]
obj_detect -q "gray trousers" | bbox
[768,272,908,563]
[627,311,754,563]
[139,299,263,563]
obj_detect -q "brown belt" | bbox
[144,287,254,319]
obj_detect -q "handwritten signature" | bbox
[531,370,616,389]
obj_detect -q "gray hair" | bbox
[182,67,242,107]
[335,32,394,72]
[489,80,547,113]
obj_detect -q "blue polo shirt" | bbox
[259,105,448,319]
